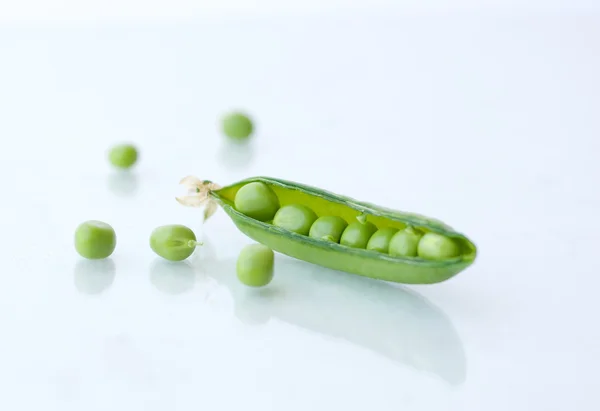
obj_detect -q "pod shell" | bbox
[210,177,477,284]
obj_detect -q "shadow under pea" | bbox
[217,138,254,170]
[107,170,139,197]
[203,255,468,386]
[74,258,116,295]
[149,236,219,295]
[149,259,197,295]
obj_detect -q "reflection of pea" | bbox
[234,298,271,325]
[74,259,116,295]
[107,171,139,197]
[217,138,254,170]
[150,260,196,295]
[234,287,278,325]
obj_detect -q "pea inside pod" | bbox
[340,221,378,249]
[389,226,423,257]
[234,181,280,222]
[366,227,399,253]
[176,176,477,284]
[273,204,318,235]
[309,216,348,242]
[418,232,461,260]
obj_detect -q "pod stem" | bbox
[187,240,204,248]
[176,176,222,222]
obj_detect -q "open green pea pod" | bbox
[177,176,477,284]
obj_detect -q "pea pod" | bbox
[176,176,477,284]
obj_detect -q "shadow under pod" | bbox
[74,258,116,295]
[204,255,468,386]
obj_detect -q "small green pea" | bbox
[74,220,117,259]
[236,243,274,287]
[366,227,399,253]
[273,204,318,235]
[149,225,201,261]
[309,216,348,242]
[108,144,138,169]
[417,232,460,260]
[222,112,254,139]
[234,182,280,222]
[389,226,423,257]
[340,221,377,249]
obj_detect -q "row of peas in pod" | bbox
[234,182,461,260]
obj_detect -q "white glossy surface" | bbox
[0,10,597,411]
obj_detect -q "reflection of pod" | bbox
[206,256,467,386]
[178,176,477,284]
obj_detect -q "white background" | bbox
[1,0,600,22]
[0,2,597,410]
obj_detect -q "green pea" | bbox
[108,144,138,169]
[74,220,117,259]
[236,244,274,287]
[222,112,254,139]
[273,204,318,235]
[388,226,423,257]
[340,221,377,249]
[366,227,399,253]
[234,182,280,222]
[149,225,201,261]
[309,216,348,242]
[417,232,460,260]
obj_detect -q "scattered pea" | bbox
[417,232,460,260]
[149,224,201,261]
[389,226,423,257]
[108,144,138,169]
[222,112,254,140]
[366,227,399,253]
[273,204,318,235]
[234,182,280,222]
[340,221,378,249]
[74,220,117,259]
[309,216,348,242]
[236,243,274,287]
